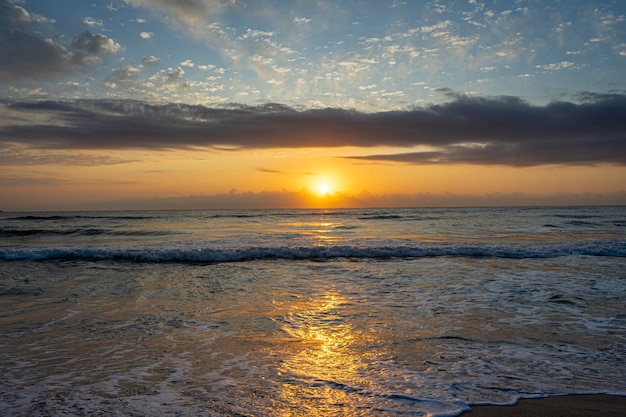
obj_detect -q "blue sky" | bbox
[3,0,625,109]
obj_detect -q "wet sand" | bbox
[462,394,626,417]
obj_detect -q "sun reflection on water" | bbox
[274,291,377,416]
[286,220,346,245]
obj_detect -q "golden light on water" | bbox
[275,291,375,416]
[285,220,343,245]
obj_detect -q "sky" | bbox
[1,0,625,210]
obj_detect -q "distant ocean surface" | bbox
[1,206,625,416]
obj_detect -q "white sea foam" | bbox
[1,239,625,262]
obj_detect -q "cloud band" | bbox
[1,93,625,166]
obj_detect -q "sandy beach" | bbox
[462,395,626,417]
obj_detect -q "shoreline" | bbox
[462,394,626,417]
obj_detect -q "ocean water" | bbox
[1,206,625,416]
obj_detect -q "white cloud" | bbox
[421,20,453,33]
[180,59,195,67]
[272,65,290,75]
[82,17,104,28]
[251,55,273,66]
[168,67,185,80]
[536,61,575,71]
[140,31,153,39]
[240,28,274,40]
[142,55,159,64]
[149,67,185,84]
[108,65,141,84]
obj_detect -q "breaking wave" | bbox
[1,239,624,263]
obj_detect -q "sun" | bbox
[318,183,330,195]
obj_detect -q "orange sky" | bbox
[3,145,625,211]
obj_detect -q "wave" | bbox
[564,220,600,227]
[552,214,602,219]
[6,215,153,221]
[1,240,624,263]
[358,215,405,220]
[0,228,177,238]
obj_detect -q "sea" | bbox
[1,206,625,416]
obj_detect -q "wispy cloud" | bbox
[0,175,66,187]
[1,93,625,166]
[257,168,313,175]
[257,168,282,174]
[124,0,235,38]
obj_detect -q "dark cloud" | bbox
[0,31,73,82]
[1,93,625,166]
[0,2,31,28]
[0,144,137,166]
[0,1,120,83]
[71,31,121,61]
[343,93,626,166]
